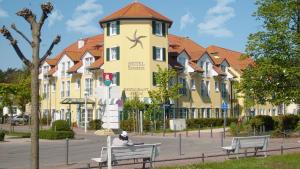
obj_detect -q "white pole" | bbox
[107,86,110,130]
[84,92,88,133]
[107,136,112,169]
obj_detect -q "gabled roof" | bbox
[206,45,254,72]
[67,61,82,73]
[100,2,172,27]
[89,57,104,70]
[168,34,206,61]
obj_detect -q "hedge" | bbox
[250,115,275,131]
[273,114,299,131]
[88,120,102,130]
[52,120,71,131]
[39,130,74,140]
[0,130,5,141]
[120,119,164,132]
[186,118,238,129]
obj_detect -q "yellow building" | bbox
[39,2,279,127]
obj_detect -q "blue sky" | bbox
[0,0,260,70]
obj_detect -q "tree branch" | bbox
[39,2,53,30]
[16,8,36,26]
[0,26,32,67]
[40,35,61,64]
[11,24,32,46]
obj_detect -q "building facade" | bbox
[39,2,289,127]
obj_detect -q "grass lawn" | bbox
[159,153,300,169]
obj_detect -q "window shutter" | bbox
[152,72,157,86]
[116,47,120,60]
[152,46,156,60]
[152,21,156,34]
[116,72,120,86]
[162,23,166,36]
[107,23,110,36]
[163,48,166,61]
[116,21,120,34]
[106,48,110,61]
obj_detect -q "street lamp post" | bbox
[84,90,88,133]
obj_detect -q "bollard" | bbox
[263,125,265,133]
[179,134,182,156]
[281,145,284,155]
[260,125,262,135]
[198,124,201,138]
[244,149,247,157]
[66,138,69,165]
[174,125,177,137]
[87,163,90,169]
[253,127,256,136]
[186,128,188,137]
[210,124,213,138]
[163,128,166,137]
[221,132,224,147]
[202,153,205,163]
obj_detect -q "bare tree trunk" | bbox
[31,25,40,169]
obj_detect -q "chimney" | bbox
[78,38,85,49]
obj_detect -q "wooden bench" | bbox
[91,143,160,169]
[222,135,270,159]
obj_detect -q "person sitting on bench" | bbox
[112,131,133,146]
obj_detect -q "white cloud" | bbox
[0,0,8,17]
[48,10,63,27]
[180,11,195,30]
[198,0,235,38]
[66,0,103,35]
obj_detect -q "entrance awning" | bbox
[60,98,95,104]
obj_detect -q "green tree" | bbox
[240,0,300,106]
[123,95,145,132]
[148,65,182,105]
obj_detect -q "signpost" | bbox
[221,102,228,138]
[103,73,112,130]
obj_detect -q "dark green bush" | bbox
[250,115,274,131]
[274,114,299,131]
[120,118,135,132]
[52,120,71,131]
[88,119,102,130]
[0,130,5,141]
[121,119,164,132]
[39,130,74,140]
[186,118,238,129]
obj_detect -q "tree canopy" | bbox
[240,0,300,106]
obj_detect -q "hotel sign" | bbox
[128,61,145,70]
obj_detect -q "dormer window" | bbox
[221,65,226,72]
[152,21,166,36]
[107,21,120,36]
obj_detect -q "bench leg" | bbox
[254,148,258,156]
[98,162,102,169]
[142,158,150,169]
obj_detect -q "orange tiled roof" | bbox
[67,61,82,73]
[206,45,254,72]
[213,65,226,76]
[188,61,204,72]
[45,58,58,66]
[89,57,104,70]
[48,66,57,75]
[168,34,206,61]
[100,2,172,27]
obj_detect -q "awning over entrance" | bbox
[60,98,95,104]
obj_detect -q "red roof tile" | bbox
[100,2,172,27]
[213,65,226,76]
[188,61,204,72]
[67,61,82,73]
[89,57,104,70]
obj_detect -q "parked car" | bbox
[11,115,30,125]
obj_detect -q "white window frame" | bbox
[206,81,210,96]
[110,21,117,36]
[215,81,219,92]
[111,73,117,86]
[61,81,65,98]
[85,78,93,96]
[155,21,163,36]
[191,79,196,90]
[61,62,65,77]
[66,81,70,97]
[110,47,118,61]
[155,47,163,61]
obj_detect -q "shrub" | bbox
[7,131,31,138]
[39,130,74,140]
[52,120,71,131]
[186,118,238,129]
[120,118,135,132]
[0,130,5,141]
[88,120,102,130]
[250,115,274,131]
[274,115,299,131]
